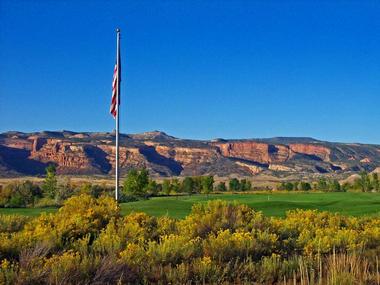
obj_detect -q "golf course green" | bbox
[1,192,379,218]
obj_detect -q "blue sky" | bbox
[0,1,379,143]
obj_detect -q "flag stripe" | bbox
[110,63,119,118]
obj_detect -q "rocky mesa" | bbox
[0,131,379,177]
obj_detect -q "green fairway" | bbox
[1,192,379,219]
[0,207,57,217]
[120,192,380,218]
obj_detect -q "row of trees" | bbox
[278,179,343,192]
[1,166,379,207]
[122,169,255,199]
[0,165,112,208]
[352,171,379,192]
[277,172,380,193]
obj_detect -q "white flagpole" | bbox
[115,28,121,201]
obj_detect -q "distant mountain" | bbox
[0,130,379,178]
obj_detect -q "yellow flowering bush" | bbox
[53,194,120,242]
[147,234,202,265]
[0,199,379,284]
[178,199,267,238]
[0,259,18,285]
[0,214,30,233]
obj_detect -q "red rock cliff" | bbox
[213,142,290,164]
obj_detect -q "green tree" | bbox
[229,178,240,191]
[171,178,180,195]
[42,165,58,198]
[278,182,286,191]
[56,178,73,203]
[18,180,42,206]
[341,182,350,192]
[355,171,371,192]
[372,173,379,192]
[162,180,171,196]
[123,168,149,197]
[240,179,252,191]
[284,182,294,191]
[215,181,227,192]
[182,177,194,195]
[201,176,214,196]
[193,176,203,194]
[316,178,328,191]
[330,180,341,192]
[146,180,159,196]
[299,182,312,191]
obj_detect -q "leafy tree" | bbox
[229,178,240,191]
[123,168,149,197]
[278,182,286,191]
[146,180,159,196]
[372,173,379,192]
[284,182,294,191]
[355,171,371,192]
[19,180,42,206]
[42,165,58,198]
[316,178,328,191]
[215,182,227,192]
[55,178,73,203]
[170,178,180,195]
[193,176,203,194]
[341,182,350,192]
[201,176,214,196]
[162,180,171,196]
[330,180,341,192]
[8,192,25,207]
[182,177,194,195]
[299,182,312,191]
[137,168,149,191]
[240,179,252,191]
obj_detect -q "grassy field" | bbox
[1,192,379,218]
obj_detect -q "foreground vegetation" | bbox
[0,195,379,284]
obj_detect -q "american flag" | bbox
[110,59,120,118]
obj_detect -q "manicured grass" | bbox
[120,192,380,218]
[0,207,57,217]
[1,192,379,219]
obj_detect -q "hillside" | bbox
[0,130,379,178]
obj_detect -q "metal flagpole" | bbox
[115,28,121,201]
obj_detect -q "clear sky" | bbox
[0,1,379,143]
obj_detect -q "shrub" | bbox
[178,200,267,238]
[0,215,30,233]
[0,200,379,284]
[0,181,41,208]
[53,194,120,243]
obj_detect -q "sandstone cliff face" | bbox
[0,131,379,177]
[30,139,103,174]
[214,142,274,164]
[154,145,219,165]
[289,144,331,161]
[2,138,33,150]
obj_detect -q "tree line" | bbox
[277,171,379,193]
[0,166,379,207]
[122,169,252,200]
